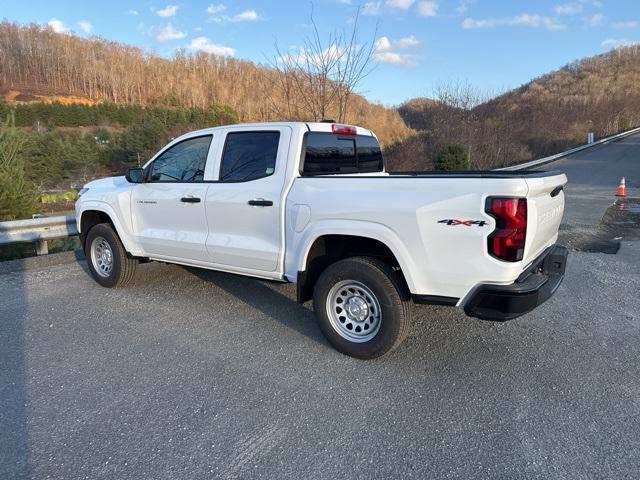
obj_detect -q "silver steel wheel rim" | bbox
[90,236,114,278]
[326,280,382,343]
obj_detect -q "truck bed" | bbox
[311,170,564,179]
[286,170,567,300]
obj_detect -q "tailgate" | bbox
[523,173,567,264]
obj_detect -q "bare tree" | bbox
[269,5,376,122]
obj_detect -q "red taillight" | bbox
[331,124,357,135]
[486,197,527,262]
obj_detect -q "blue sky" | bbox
[2,0,639,105]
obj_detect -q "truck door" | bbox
[130,134,213,262]
[204,126,291,273]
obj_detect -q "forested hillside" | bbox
[391,45,640,170]
[0,22,410,145]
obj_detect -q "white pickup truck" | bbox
[76,121,568,358]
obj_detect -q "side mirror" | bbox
[126,167,145,184]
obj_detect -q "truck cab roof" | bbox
[175,121,376,142]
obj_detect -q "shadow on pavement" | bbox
[182,266,327,347]
[0,259,32,479]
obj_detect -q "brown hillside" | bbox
[0,22,411,145]
[396,45,640,169]
[0,88,101,105]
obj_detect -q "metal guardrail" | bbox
[497,126,640,171]
[0,215,78,255]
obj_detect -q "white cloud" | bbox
[614,20,639,29]
[602,38,639,48]
[554,2,583,15]
[156,24,187,41]
[374,36,393,52]
[372,35,422,67]
[77,21,93,34]
[230,10,258,22]
[127,10,139,16]
[386,0,414,9]
[47,18,68,34]
[207,4,226,15]
[462,14,564,31]
[156,5,178,18]
[372,51,417,66]
[396,35,422,48]
[278,44,344,67]
[189,36,235,56]
[417,1,438,16]
[208,7,259,23]
[456,0,474,14]
[587,13,604,26]
[363,1,383,15]
[513,14,564,30]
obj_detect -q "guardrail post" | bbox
[35,239,49,255]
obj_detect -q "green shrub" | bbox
[435,144,469,171]
[109,117,168,168]
[0,114,36,221]
[3,100,239,130]
[22,130,106,187]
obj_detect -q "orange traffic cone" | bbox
[616,177,626,197]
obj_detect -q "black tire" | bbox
[313,256,413,359]
[84,222,137,288]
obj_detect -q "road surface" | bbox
[1,134,639,479]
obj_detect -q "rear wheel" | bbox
[85,223,137,287]
[313,257,413,359]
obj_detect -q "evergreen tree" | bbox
[435,144,469,171]
[0,113,36,221]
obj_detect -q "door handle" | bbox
[181,196,201,203]
[248,198,273,207]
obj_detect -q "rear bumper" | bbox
[463,245,568,321]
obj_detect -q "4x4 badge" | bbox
[438,219,488,227]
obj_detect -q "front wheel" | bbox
[313,257,413,359]
[85,223,137,288]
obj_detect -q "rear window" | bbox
[302,132,383,175]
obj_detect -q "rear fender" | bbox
[290,220,418,293]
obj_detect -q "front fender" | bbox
[76,200,144,256]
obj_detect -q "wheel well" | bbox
[79,210,114,249]
[297,235,409,304]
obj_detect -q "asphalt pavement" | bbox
[1,134,639,479]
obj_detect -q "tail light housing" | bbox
[486,197,527,262]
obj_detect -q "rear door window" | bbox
[219,131,280,182]
[302,132,383,175]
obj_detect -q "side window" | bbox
[220,131,280,182]
[149,135,212,182]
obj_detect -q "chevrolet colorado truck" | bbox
[75,122,568,359]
